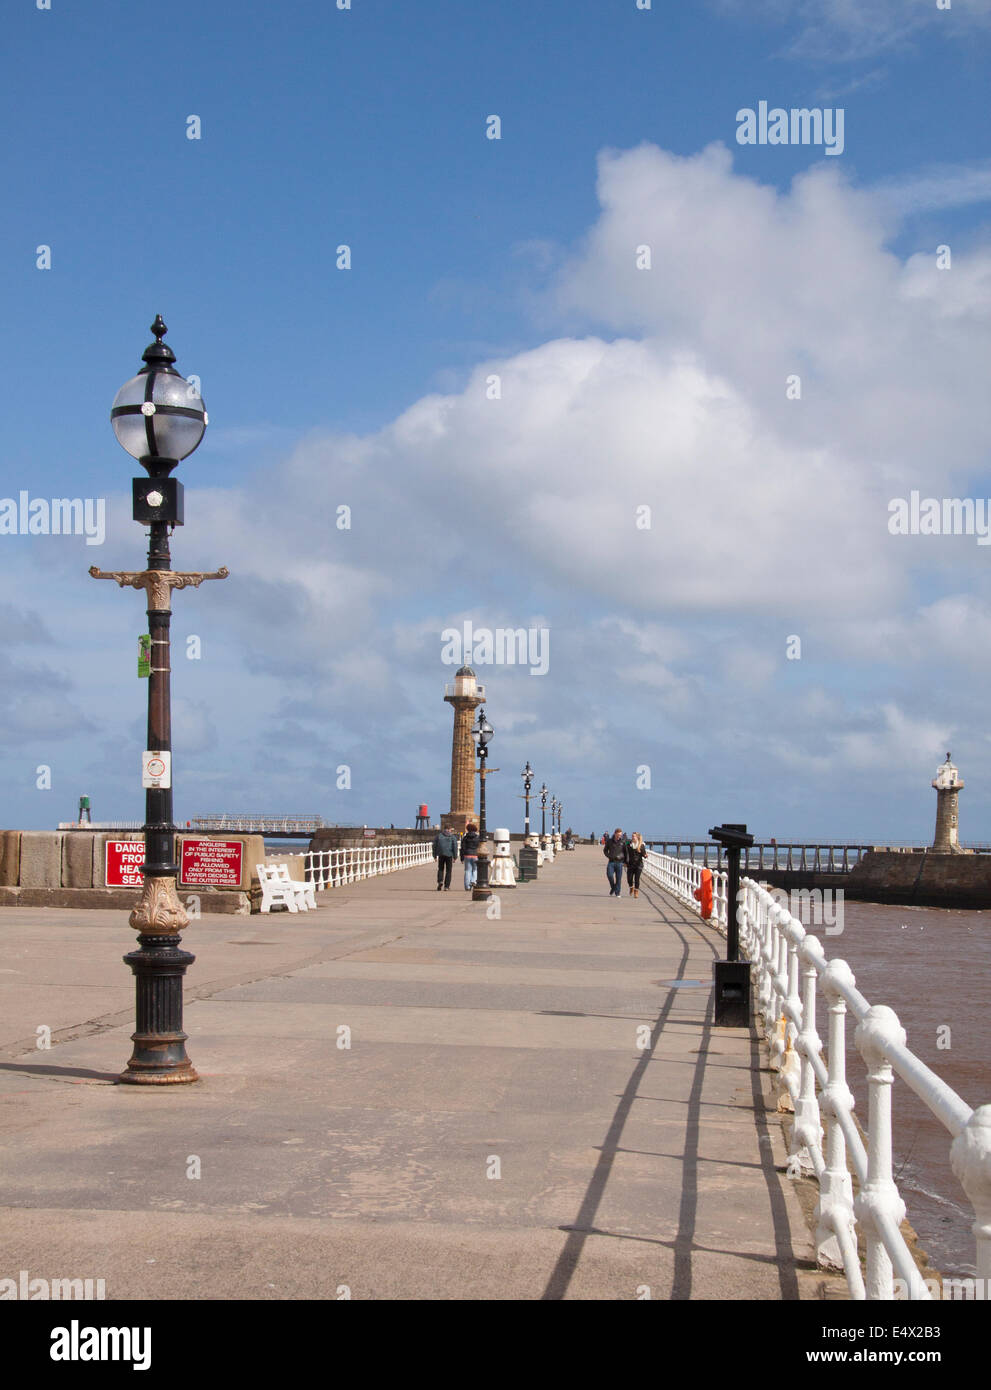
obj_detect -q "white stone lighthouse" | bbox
[932,752,964,853]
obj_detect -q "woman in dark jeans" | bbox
[625,832,647,898]
[460,823,480,891]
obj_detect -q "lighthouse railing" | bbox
[642,851,990,1301]
[304,841,433,890]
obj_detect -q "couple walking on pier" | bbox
[432,825,480,892]
[603,828,647,898]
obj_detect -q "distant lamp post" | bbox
[541,784,556,862]
[471,709,496,902]
[521,762,533,840]
[91,316,228,1084]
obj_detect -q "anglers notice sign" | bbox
[179,838,243,888]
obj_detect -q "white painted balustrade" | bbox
[304,840,433,890]
[643,850,729,926]
[643,852,991,1300]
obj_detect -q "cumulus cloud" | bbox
[3,138,990,832]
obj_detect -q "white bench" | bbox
[256,863,314,913]
[272,862,316,910]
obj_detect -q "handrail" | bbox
[643,851,990,1301]
[303,841,433,889]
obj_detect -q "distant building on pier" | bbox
[932,753,964,853]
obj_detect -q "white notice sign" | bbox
[142,750,172,789]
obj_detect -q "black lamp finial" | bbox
[140,314,177,373]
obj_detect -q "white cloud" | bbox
[4,138,990,831]
[830,702,952,772]
[715,0,991,60]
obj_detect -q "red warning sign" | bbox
[106,840,145,888]
[179,838,243,888]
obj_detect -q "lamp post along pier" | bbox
[471,709,496,902]
[540,783,554,863]
[92,317,227,1084]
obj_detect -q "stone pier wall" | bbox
[753,850,991,910]
[0,830,267,914]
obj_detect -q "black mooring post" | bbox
[709,822,754,1027]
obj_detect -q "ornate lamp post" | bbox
[521,762,533,840]
[471,709,495,902]
[540,783,555,862]
[91,316,228,1084]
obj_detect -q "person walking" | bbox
[603,828,626,897]
[626,832,647,897]
[460,822,480,891]
[432,826,459,891]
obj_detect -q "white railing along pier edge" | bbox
[643,851,991,1301]
[303,841,433,889]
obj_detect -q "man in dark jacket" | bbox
[432,828,459,891]
[460,823,480,891]
[603,827,626,897]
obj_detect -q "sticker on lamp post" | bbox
[138,634,151,678]
[142,751,171,788]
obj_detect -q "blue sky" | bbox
[3,0,991,840]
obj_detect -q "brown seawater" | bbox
[806,900,990,1278]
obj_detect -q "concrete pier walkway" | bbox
[0,847,817,1300]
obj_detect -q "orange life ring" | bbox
[693,868,713,919]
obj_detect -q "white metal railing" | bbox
[643,850,729,925]
[643,852,991,1300]
[304,841,433,889]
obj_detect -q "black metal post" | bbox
[709,822,753,1028]
[100,317,223,1085]
[120,523,197,1084]
[473,742,491,901]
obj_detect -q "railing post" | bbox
[752,889,773,1024]
[950,1105,991,1285]
[817,959,859,1275]
[768,908,789,1077]
[778,923,803,1113]
[854,1005,908,1300]
[791,937,824,1175]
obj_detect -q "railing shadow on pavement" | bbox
[541,878,799,1300]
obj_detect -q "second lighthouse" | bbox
[442,665,485,833]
